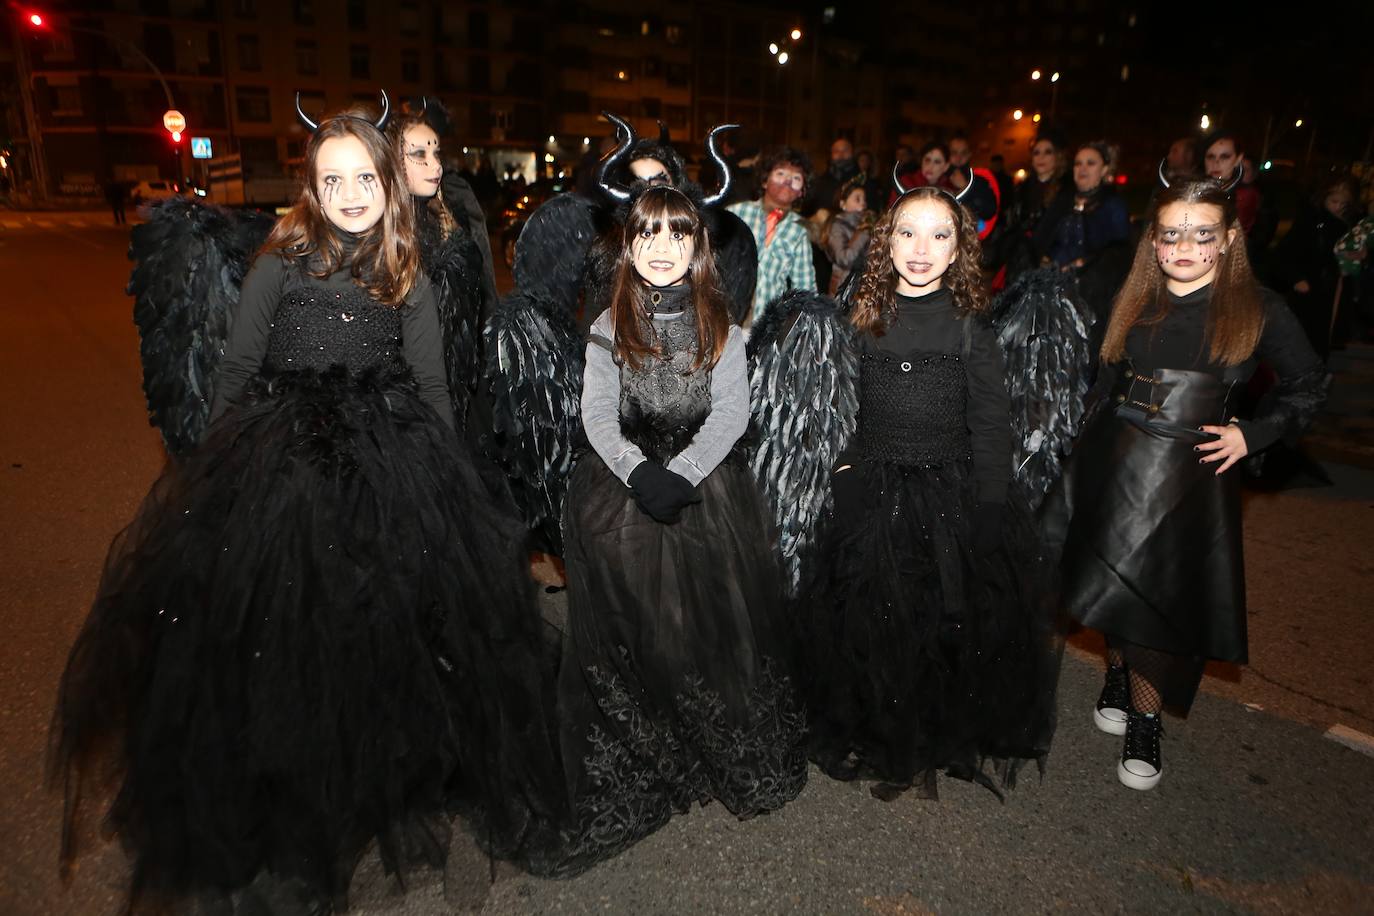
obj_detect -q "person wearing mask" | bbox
[729,146,818,322]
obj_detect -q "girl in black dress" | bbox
[805,186,1059,801]
[1048,179,1328,790]
[546,184,806,874]
[51,107,560,912]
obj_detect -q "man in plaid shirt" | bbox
[729,147,817,323]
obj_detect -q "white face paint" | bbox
[316,135,385,233]
[632,214,694,288]
[629,157,672,185]
[1153,201,1236,295]
[888,197,958,295]
[401,123,442,198]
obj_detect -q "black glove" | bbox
[627,461,701,524]
[972,501,1004,559]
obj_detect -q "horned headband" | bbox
[295,90,391,133]
[597,111,737,209]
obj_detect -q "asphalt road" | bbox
[2,217,1372,915]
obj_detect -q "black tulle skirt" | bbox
[51,367,563,912]
[801,459,1060,795]
[535,453,807,876]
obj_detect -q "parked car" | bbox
[499,178,564,268]
[129,179,189,204]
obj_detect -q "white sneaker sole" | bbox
[1117,760,1161,791]
[1094,707,1128,736]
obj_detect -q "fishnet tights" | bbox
[1106,646,1164,715]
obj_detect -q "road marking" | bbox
[1324,724,1374,758]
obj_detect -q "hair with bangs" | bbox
[260,110,419,306]
[1101,179,1263,367]
[849,188,988,337]
[608,186,730,371]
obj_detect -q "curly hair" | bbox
[849,188,987,336]
[755,145,812,197]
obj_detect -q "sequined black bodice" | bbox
[264,286,404,375]
[619,304,712,463]
[856,351,971,466]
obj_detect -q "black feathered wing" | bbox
[481,290,585,554]
[423,226,487,428]
[127,198,274,455]
[512,193,601,318]
[704,208,758,324]
[990,266,1096,508]
[747,290,860,595]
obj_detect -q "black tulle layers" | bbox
[539,454,807,876]
[51,367,563,911]
[802,459,1060,795]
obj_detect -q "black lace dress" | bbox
[802,288,1059,796]
[51,254,563,912]
[537,289,807,875]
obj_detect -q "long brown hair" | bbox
[387,110,457,238]
[849,187,988,336]
[607,186,730,371]
[261,110,420,306]
[1100,180,1263,367]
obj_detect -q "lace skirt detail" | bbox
[530,454,807,876]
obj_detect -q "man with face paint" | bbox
[728,146,818,323]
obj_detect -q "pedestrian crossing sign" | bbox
[191,137,213,160]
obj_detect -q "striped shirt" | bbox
[728,200,817,322]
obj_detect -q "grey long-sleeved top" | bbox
[581,297,749,487]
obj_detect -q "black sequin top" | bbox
[210,252,454,429]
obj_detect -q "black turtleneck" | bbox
[1125,285,1214,372]
[1116,282,1328,454]
[865,286,1011,505]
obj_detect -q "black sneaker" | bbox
[1117,710,1163,791]
[1094,663,1130,736]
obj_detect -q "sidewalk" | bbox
[0,209,137,229]
[1308,342,1374,469]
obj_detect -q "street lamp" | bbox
[1013,109,1024,121]
[1200,114,1211,131]
[777,51,789,65]
[1294,118,1303,128]
[790,28,802,40]
[1031,69,1041,80]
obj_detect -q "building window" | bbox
[347,0,366,30]
[233,0,256,17]
[235,86,271,122]
[295,39,318,75]
[237,34,260,71]
[665,62,689,87]
[401,49,420,84]
[665,23,685,45]
[399,0,420,36]
[350,45,370,79]
[293,0,313,27]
